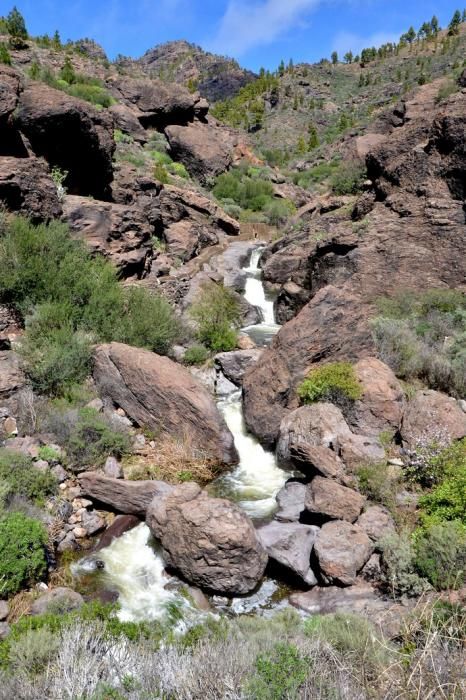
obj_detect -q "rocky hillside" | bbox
[137,40,257,102]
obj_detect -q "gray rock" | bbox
[0,600,9,621]
[57,531,78,553]
[51,464,68,483]
[81,510,106,536]
[86,398,104,412]
[103,456,123,479]
[305,477,365,523]
[257,521,319,585]
[0,622,10,640]
[79,471,173,517]
[274,481,306,522]
[314,520,373,586]
[30,587,84,616]
[357,506,396,543]
[214,350,261,386]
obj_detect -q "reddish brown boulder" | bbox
[350,358,405,438]
[314,520,373,585]
[0,156,61,222]
[357,506,395,542]
[93,343,238,465]
[79,472,173,516]
[62,195,151,278]
[401,390,466,448]
[16,82,115,199]
[0,65,22,123]
[147,483,267,594]
[110,77,196,128]
[165,122,233,184]
[95,514,141,551]
[108,103,147,143]
[305,476,365,523]
[287,443,347,482]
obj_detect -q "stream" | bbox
[73,244,288,621]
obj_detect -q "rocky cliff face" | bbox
[243,84,466,445]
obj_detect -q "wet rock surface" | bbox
[257,521,319,585]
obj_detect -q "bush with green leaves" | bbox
[0,512,47,597]
[379,531,431,597]
[413,521,466,590]
[0,449,57,506]
[298,361,362,405]
[183,344,210,366]
[0,216,182,395]
[45,408,130,472]
[189,282,241,352]
[0,42,11,65]
[418,460,466,526]
[357,461,399,511]
[371,289,466,396]
[246,642,309,700]
[330,161,367,195]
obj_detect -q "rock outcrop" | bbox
[165,122,233,184]
[62,195,151,277]
[305,476,365,523]
[0,156,61,222]
[110,77,196,128]
[401,390,466,448]
[93,343,238,465]
[147,483,267,594]
[16,83,115,199]
[79,472,173,516]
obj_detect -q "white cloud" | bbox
[208,0,321,56]
[332,29,401,57]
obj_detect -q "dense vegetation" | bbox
[0,216,182,395]
[189,281,241,352]
[371,289,466,397]
[298,362,363,405]
[0,513,48,597]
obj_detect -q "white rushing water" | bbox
[73,243,287,619]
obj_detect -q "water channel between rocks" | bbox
[73,245,289,622]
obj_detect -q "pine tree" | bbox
[296,135,307,154]
[6,6,27,39]
[431,15,440,35]
[448,9,462,35]
[406,26,416,44]
[331,51,338,65]
[343,51,353,64]
[278,59,285,77]
[52,29,61,50]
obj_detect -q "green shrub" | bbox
[154,163,170,183]
[8,626,61,675]
[168,162,189,179]
[0,513,47,597]
[298,361,362,404]
[150,150,172,166]
[190,282,241,352]
[371,289,466,396]
[0,217,182,395]
[0,449,57,506]
[213,169,274,213]
[330,161,366,195]
[246,642,308,700]
[418,462,466,526]
[357,461,399,511]
[37,446,61,463]
[0,42,11,65]
[413,521,466,590]
[46,408,130,472]
[65,82,114,108]
[263,198,296,226]
[379,531,431,597]
[183,344,210,365]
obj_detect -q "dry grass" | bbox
[124,430,223,486]
[7,590,34,623]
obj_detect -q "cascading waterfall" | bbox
[73,243,288,620]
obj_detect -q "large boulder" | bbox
[349,358,405,437]
[147,483,267,594]
[95,514,141,550]
[62,195,151,278]
[0,65,22,124]
[110,77,196,128]
[0,156,61,222]
[357,506,396,543]
[108,103,147,143]
[401,390,466,448]
[15,83,115,199]
[277,404,384,472]
[214,350,261,386]
[286,444,347,482]
[93,343,238,465]
[314,520,373,585]
[79,472,173,516]
[305,477,365,523]
[165,122,233,184]
[257,521,319,585]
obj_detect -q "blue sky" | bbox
[2,1,463,71]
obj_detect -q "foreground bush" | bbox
[414,521,466,590]
[0,217,182,394]
[190,282,241,352]
[371,289,466,396]
[298,361,362,405]
[0,513,47,597]
[45,408,131,472]
[0,450,57,506]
